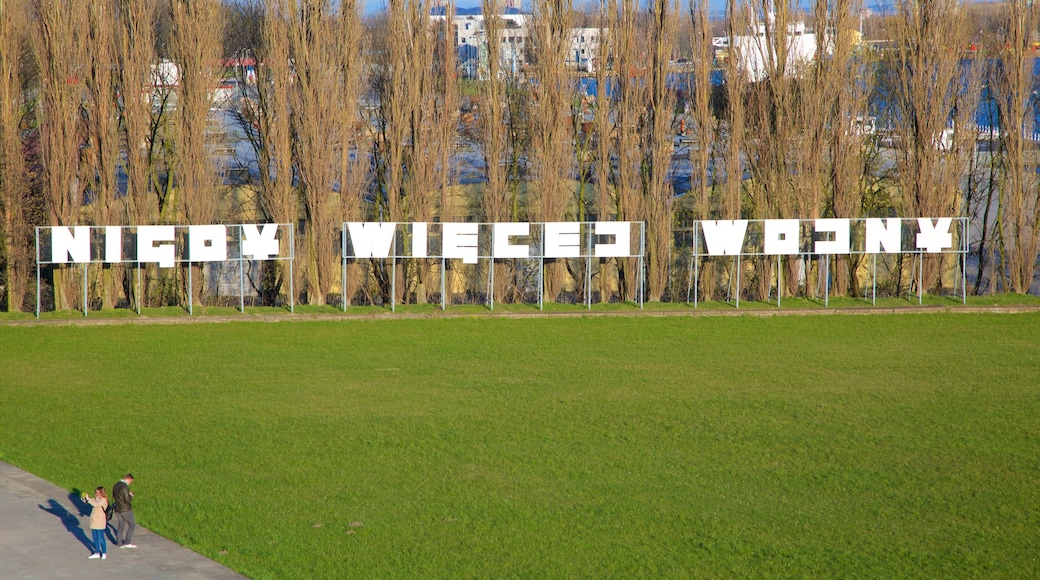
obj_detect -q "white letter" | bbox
[347,222,396,258]
[104,227,122,263]
[412,222,428,258]
[764,219,800,255]
[493,222,530,259]
[138,226,176,267]
[701,220,748,256]
[51,226,91,263]
[814,219,850,255]
[544,222,581,258]
[916,217,953,253]
[189,225,227,262]
[241,223,280,260]
[865,218,901,253]
[443,222,478,264]
[594,222,631,257]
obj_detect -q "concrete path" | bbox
[0,461,245,579]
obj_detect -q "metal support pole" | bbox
[872,253,877,306]
[777,256,782,308]
[824,255,829,308]
[342,224,347,312]
[918,251,923,305]
[137,263,142,315]
[539,256,544,311]
[489,257,495,311]
[391,234,396,312]
[188,262,193,315]
[83,264,88,317]
[289,230,295,314]
[35,228,41,319]
[539,225,544,311]
[632,223,640,309]
[961,250,967,305]
[693,231,699,309]
[586,224,592,310]
[441,257,446,311]
[239,247,245,314]
[735,254,741,309]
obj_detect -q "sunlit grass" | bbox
[0,314,1038,578]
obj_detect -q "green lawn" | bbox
[0,314,1038,578]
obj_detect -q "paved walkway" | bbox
[0,461,245,579]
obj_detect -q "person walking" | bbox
[111,473,137,549]
[83,487,109,559]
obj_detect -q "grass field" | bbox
[0,313,1038,578]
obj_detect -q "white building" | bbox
[431,7,602,75]
[567,27,603,72]
[712,16,821,82]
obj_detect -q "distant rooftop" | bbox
[430,6,528,17]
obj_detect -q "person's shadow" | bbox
[38,489,93,552]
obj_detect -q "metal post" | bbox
[777,256,782,308]
[539,224,544,311]
[136,263,142,315]
[83,264,88,317]
[824,254,829,308]
[961,249,967,305]
[489,257,495,311]
[188,261,193,315]
[872,254,877,306]
[961,219,968,304]
[586,224,592,310]
[342,223,347,312]
[35,228,41,319]
[632,223,640,309]
[289,224,295,314]
[918,251,923,305]
[693,230,699,309]
[735,254,741,309]
[441,257,446,311]
[239,236,245,314]
[391,234,396,312]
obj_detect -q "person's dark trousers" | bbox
[114,510,136,545]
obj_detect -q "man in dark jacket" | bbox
[111,473,137,548]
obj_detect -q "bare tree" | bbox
[289,1,345,306]
[528,0,575,302]
[334,0,368,306]
[477,0,521,303]
[0,0,32,311]
[592,0,616,301]
[688,0,719,300]
[610,0,647,301]
[84,0,124,309]
[992,0,1040,294]
[31,0,90,311]
[886,0,979,294]
[817,0,873,297]
[719,0,749,301]
[641,0,678,301]
[243,0,299,306]
[169,0,225,307]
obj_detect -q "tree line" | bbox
[1,0,1038,313]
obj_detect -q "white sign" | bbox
[40,224,292,266]
[343,221,639,263]
[693,218,963,256]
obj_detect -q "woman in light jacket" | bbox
[84,487,109,559]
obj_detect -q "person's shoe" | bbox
[88,553,100,559]
[101,554,107,560]
[122,543,137,549]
